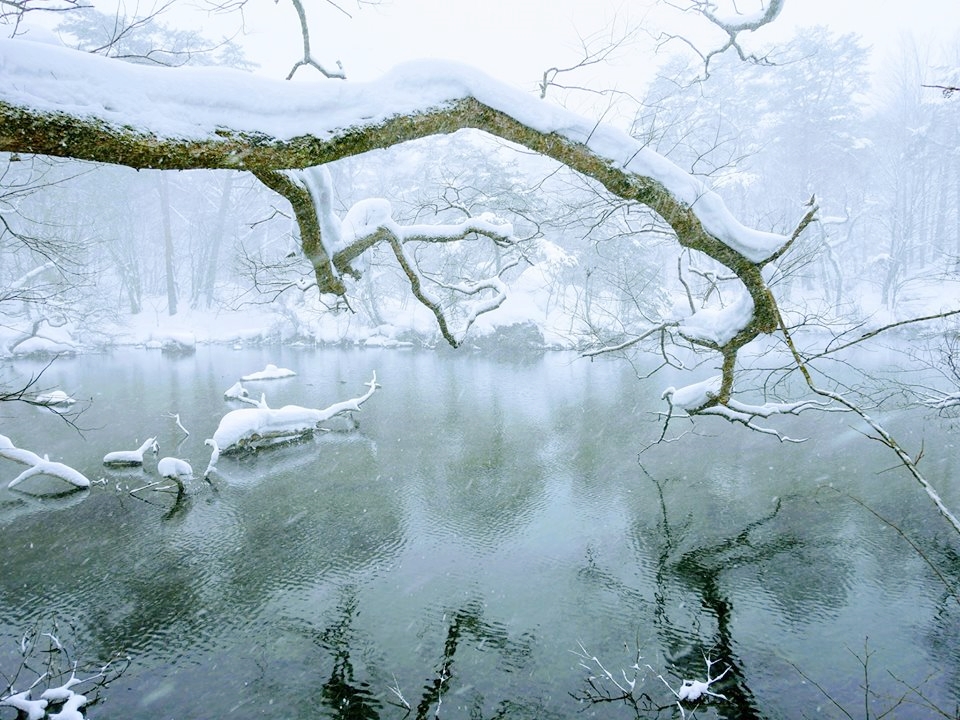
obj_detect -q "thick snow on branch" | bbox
[205,372,380,461]
[341,197,392,244]
[0,690,47,719]
[1,434,90,490]
[1,665,106,720]
[662,375,722,412]
[288,165,346,257]
[677,291,755,346]
[696,0,785,31]
[0,37,788,262]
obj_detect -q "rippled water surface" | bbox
[1,346,958,718]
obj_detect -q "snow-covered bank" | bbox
[0,280,583,357]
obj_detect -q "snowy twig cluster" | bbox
[572,641,730,719]
[0,621,128,720]
[658,0,786,81]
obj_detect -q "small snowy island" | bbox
[240,363,297,381]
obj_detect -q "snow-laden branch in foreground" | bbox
[676,290,754,347]
[1,622,128,720]
[0,434,90,490]
[204,372,380,475]
[696,398,834,443]
[0,34,822,417]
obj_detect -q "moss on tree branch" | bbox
[0,93,784,359]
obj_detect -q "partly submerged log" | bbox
[204,372,380,469]
[103,436,159,466]
[1,434,90,491]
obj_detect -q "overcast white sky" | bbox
[203,0,955,92]
[16,0,956,98]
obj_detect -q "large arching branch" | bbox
[0,37,806,401]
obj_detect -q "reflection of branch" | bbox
[787,636,953,719]
[829,489,960,607]
[411,602,531,720]
[576,468,777,718]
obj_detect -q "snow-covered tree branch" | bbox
[0,36,805,375]
[658,0,786,80]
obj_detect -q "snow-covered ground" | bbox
[0,270,585,357]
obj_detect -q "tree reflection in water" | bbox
[317,590,382,720]
[574,468,800,718]
[292,588,539,719]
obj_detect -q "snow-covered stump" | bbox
[159,457,190,500]
[204,372,380,476]
[1,434,90,492]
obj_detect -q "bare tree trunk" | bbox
[157,173,178,316]
[197,172,233,309]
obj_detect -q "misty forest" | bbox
[1,0,960,718]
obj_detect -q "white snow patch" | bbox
[662,375,722,412]
[678,291,755,346]
[241,364,296,381]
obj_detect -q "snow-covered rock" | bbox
[241,363,296,381]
